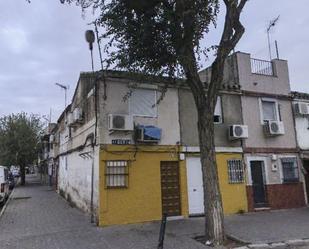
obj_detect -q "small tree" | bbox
[0,113,42,185]
[62,0,248,245]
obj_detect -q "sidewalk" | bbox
[225,208,309,244]
[0,175,208,249]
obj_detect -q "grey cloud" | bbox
[0,0,309,121]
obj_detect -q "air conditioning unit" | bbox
[294,102,309,115]
[229,125,249,140]
[108,114,133,131]
[264,120,285,136]
[73,108,83,123]
[135,127,161,143]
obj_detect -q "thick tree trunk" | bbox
[179,48,225,245]
[20,164,26,185]
[197,104,225,245]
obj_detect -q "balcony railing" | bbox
[250,58,274,76]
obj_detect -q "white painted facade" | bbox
[58,146,99,213]
[293,100,309,150]
[98,78,181,145]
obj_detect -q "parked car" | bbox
[0,166,9,204]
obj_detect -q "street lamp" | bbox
[85,30,95,72]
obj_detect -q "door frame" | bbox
[186,156,205,216]
[246,156,269,186]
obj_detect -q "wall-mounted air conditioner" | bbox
[294,102,309,115]
[73,107,83,123]
[135,126,161,143]
[229,125,249,140]
[264,120,285,136]
[108,114,133,131]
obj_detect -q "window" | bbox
[214,96,222,124]
[281,157,299,183]
[227,159,244,184]
[105,161,128,188]
[129,88,157,117]
[261,99,278,122]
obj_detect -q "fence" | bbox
[250,58,274,76]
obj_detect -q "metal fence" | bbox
[250,58,274,76]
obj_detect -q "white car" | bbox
[0,166,9,204]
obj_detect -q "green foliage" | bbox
[0,113,43,167]
[63,0,219,77]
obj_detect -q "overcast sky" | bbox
[1,0,309,123]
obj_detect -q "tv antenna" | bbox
[267,15,280,61]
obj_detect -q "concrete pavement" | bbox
[225,208,309,244]
[0,175,208,249]
[2,174,309,248]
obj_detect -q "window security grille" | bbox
[281,157,299,183]
[105,161,128,188]
[228,159,244,184]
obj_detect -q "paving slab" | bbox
[0,175,209,249]
[225,208,309,244]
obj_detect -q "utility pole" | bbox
[85,29,96,224]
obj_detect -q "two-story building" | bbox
[55,71,188,225]
[180,54,248,216]
[237,52,305,211]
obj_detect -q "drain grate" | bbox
[12,196,32,200]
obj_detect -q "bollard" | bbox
[157,213,167,249]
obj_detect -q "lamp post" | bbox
[85,29,96,224]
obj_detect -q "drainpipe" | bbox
[90,144,95,223]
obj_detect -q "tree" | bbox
[62,0,248,245]
[0,113,43,185]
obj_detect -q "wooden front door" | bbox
[250,161,267,207]
[160,161,181,216]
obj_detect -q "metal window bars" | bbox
[105,161,128,188]
[228,159,244,184]
[281,158,299,183]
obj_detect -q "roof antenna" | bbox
[267,15,280,61]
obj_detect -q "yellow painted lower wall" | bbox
[99,145,188,226]
[216,153,248,214]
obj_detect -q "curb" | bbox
[0,187,15,219]
[234,238,309,249]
